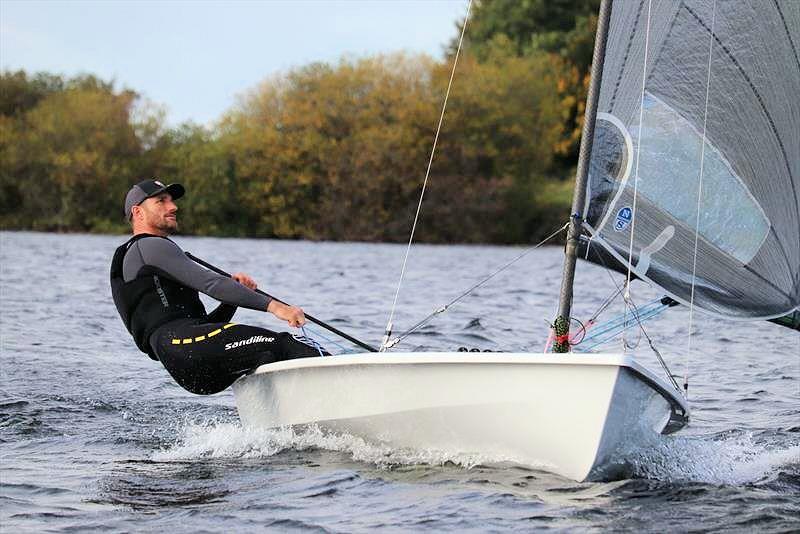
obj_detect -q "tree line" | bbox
[0,0,599,243]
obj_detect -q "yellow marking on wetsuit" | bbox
[170,325,232,345]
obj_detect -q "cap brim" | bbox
[145,183,185,202]
[164,183,185,200]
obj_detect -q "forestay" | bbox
[583,0,800,320]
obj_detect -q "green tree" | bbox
[220,51,566,243]
[455,0,600,164]
[1,80,141,231]
[222,54,439,241]
[463,0,599,69]
[146,123,245,236]
[0,70,64,117]
[423,50,565,242]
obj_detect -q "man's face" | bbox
[137,193,178,233]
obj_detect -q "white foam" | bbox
[152,420,504,469]
[153,419,798,485]
[628,432,800,485]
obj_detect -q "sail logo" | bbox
[614,207,633,231]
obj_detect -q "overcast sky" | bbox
[1,0,468,125]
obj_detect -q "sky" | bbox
[0,0,468,125]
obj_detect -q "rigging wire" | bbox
[380,0,473,351]
[626,297,682,393]
[623,0,653,351]
[584,281,625,329]
[383,221,570,350]
[686,0,718,399]
[582,223,642,350]
[622,291,643,350]
[578,226,679,392]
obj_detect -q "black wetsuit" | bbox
[110,234,323,394]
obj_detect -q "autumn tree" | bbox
[222,55,438,241]
[0,72,142,231]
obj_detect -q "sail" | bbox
[583,0,800,319]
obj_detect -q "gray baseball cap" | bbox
[124,179,185,220]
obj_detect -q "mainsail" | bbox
[583,0,800,320]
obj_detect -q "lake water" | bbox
[1,231,798,532]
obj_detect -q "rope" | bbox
[623,0,653,351]
[302,324,359,355]
[578,298,667,347]
[383,221,569,350]
[686,0,717,399]
[299,326,326,357]
[622,289,642,350]
[381,0,473,351]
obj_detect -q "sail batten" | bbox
[584,0,800,320]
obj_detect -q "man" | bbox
[110,179,323,394]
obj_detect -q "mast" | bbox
[554,0,613,353]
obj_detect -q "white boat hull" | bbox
[233,353,688,481]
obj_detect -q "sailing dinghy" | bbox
[233,0,799,481]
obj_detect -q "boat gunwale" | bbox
[246,352,638,374]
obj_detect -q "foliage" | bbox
[424,51,566,243]
[217,52,566,243]
[456,0,600,163]
[219,56,434,240]
[1,72,141,230]
[1,0,599,243]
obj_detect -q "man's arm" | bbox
[129,237,271,312]
[205,273,256,322]
[207,303,237,323]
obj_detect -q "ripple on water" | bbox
[2,232,799,532]
[91,460,232,509]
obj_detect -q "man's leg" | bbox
[153,322,325,394]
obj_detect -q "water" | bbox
[1,231,798,532]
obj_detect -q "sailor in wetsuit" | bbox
[110,179,323,394]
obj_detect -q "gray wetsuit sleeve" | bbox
[125,237,271,312]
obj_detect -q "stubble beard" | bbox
[160,218,178,234]
[149,213,177,235]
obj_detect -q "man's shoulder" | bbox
[131,233,178,246]
[128,234,183,259]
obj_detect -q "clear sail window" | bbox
[626,93,770,265]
